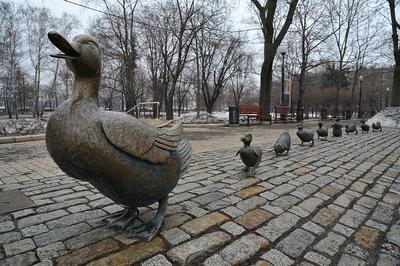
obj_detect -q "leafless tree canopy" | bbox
[0,0,396,120]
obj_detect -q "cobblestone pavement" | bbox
[0,129,399,265]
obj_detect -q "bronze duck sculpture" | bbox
[331,118,342,137]
[236,134,262,177]
[372,122,382,131]
[296,123,314,147]
[345,123,358,134]
[316,122,328,140]
[46,32,192,241]
[274,132,290,156]
[360,119,370,133]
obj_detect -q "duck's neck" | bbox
[72,75,100,105]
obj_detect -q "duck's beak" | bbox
[48,31,80,59]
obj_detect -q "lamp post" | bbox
[358,75,363,118]
[280,51,286,106]
[386,87,390,107]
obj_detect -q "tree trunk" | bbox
[392,62,400,106]
[165,94,174,120]
[296,65,306,121]
[259,58,274,115]
[334,85,341,117]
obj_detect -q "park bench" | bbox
[239,104,272,125]
[274,106,291,121]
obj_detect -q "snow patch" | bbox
[0,119,47,136]
[366,107,400,128]
[174,111,226,124]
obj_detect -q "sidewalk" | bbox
[0,129,399,265]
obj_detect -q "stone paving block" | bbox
[0,251,37,266]
[36,242,65,261]
[141,254,172,266]
[236,196,267,212]
[271,195,300,210]
[332,223,355,237]
[3,238,36,256]
[36,198,89,213]
[191,191,226,205]
[220,221,245,236]
[354,226,380,250]
[337,254,366,266]
[46,209,106,229]
[235,186,267,199]
[160,227,190,246]
[17,210,68,229]
[339,209,367,229]
[256,212,300,242]
[270,184,296,196]
[304,251,331,266]
[0,231,22,245]
[277,229,315,257]
[203,254,230,266]
[162,213,192,230]
[0,221,15,233]
[221,206,245,218]
[57,239,122,265]
[261,249,294,266]
[64,227,117,250]
[334,193,356,208]
[21,224,49,237]
[312,207,340,227]
[371,203,394,224]
[167,231,231,265]
[180,212,229,236]
[301,221,325,236]
[219,233,268,264]
[33,222,91,247]
[387,224,400,247]
[298,197,323,213]
[88,238,165,266]
[344,244,369,260]
[235,209,273,230]
[314,232,346,256]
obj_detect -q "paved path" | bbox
[0,129,399,265]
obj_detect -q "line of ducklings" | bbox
[237,119,383,177]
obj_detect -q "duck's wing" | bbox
[253,146,262,159]
[101,112,183,164]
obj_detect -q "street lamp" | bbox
[358,75,363,118]
[280,51,286,106]
[386,87,390,107]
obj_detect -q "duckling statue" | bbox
[331,118,343,137]
[273,132,291,156]
[316,122,328,140]
[360,120,370,133]
[296,123,314,147]
[372,122,382,132]
[236,134,262,177]
[46,32,192,241]
[345,123,358,134]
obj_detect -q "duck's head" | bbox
[241,134,252,145]
[318,122,323,128]
[48,31,101,78]
[297,123,303,130]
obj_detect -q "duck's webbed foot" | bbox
[247,167,256,177]
[105,207,138,230]
[127,197,167,241]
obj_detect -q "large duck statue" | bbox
[46,32,192,241]
[236,134,262,177]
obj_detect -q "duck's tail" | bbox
[177,139,192,178]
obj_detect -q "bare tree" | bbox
[388,0,400,106]
[326,0,363,116]
[285,0,330,120]
[250,0,300,115]
[0,2,24,118]
[89,0,139,112]
[22,5,55,117]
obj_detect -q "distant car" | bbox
[44,107,55,112]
